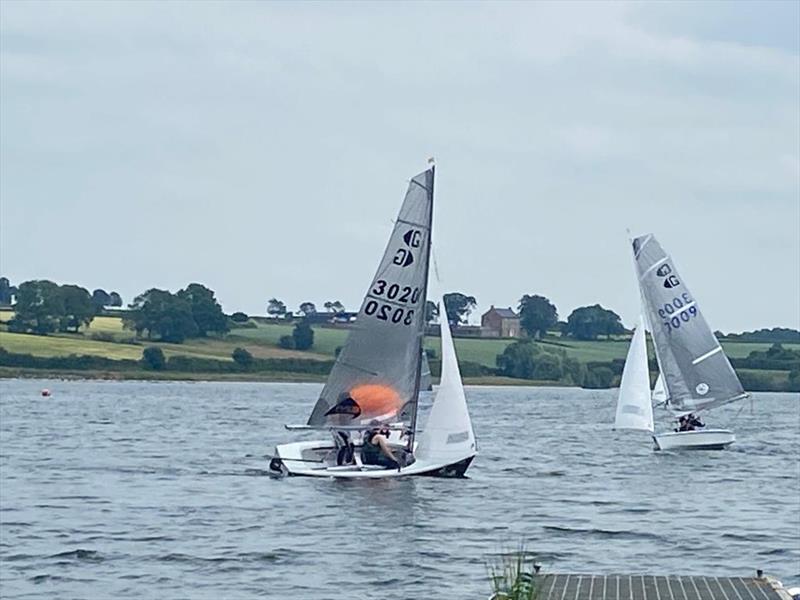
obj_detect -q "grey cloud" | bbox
[1,1,797,331]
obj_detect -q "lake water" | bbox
[0,379,798,599]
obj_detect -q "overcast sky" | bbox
[1,1,798,332]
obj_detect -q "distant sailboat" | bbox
[269,164,477,477]
[615,234,749,450]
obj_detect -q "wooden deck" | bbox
[535,574,792,600]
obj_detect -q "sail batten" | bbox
[396,218,430,228]
[639,256,668,279]
[409,179,431,193]
[307,168,434,429]
[632,234,746,413]
[692,346,723,365]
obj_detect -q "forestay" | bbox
[614,315,654,432]
[307,168,434,429]
[632,234,746,413]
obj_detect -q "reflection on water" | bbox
[0,379,797,599]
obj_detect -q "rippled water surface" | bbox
[1,379,798,599]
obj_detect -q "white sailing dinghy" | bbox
[615,234,749,451]
[269,165,477,478]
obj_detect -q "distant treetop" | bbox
[722,327,800,343]
[564,304,625,341]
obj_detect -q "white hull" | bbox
[270,439,475,478]
[653,429,735,451]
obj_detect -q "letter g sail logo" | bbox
[656,263,680,288]
[393,228,422,267]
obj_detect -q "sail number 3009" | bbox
[659,293,698,332]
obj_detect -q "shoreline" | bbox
[1,367,797,392]
[0,367,565,387]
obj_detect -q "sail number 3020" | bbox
[364,301,414,325]
[371,280,421,303]
[364,279,420,326]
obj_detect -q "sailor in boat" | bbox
[335,431,356,466]
[676,413,705,432]
[687,413,705,430]
[362,421,403,470]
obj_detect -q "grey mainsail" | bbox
[308,168,434,429]
[632,234,746,413]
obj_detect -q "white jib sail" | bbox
[415,299,476,464]
[615,315,654,432]
[652,373,667,404]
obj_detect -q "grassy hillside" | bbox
[1,311,798,391]
[0,331,144,360]
[0,312,331,363]
[230,323,345,356]
[2,312,797,367]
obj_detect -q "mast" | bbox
[307,164,437,430]
[626,232,663,403]
[407,161,434,452]
[630,239,666,403]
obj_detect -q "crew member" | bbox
[362,422,401,470]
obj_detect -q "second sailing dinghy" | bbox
[269,165,477,478]
[615,234,749,451]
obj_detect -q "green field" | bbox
[4,322,787,367]
[0,331,144,360]
[0,316,331,362]
[1,312,798,377]
[234,325,636,365]
[230,323,345,357]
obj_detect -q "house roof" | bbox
[486,306,518,319]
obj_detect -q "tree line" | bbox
[266,298,346,319]
[6,274,798,348]
[5,279,123,334]
[3,277,318,350]
[439,291,625,341]
[492,339,800,390]
[2,276,229,344]
[264,291,626,341]
[3,280,621,342]
[123,284,228,343]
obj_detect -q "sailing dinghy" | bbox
[615,234,749,451]
[269,165,477,478]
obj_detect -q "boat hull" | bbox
[652,429,735,451]
[270,440,475,479]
